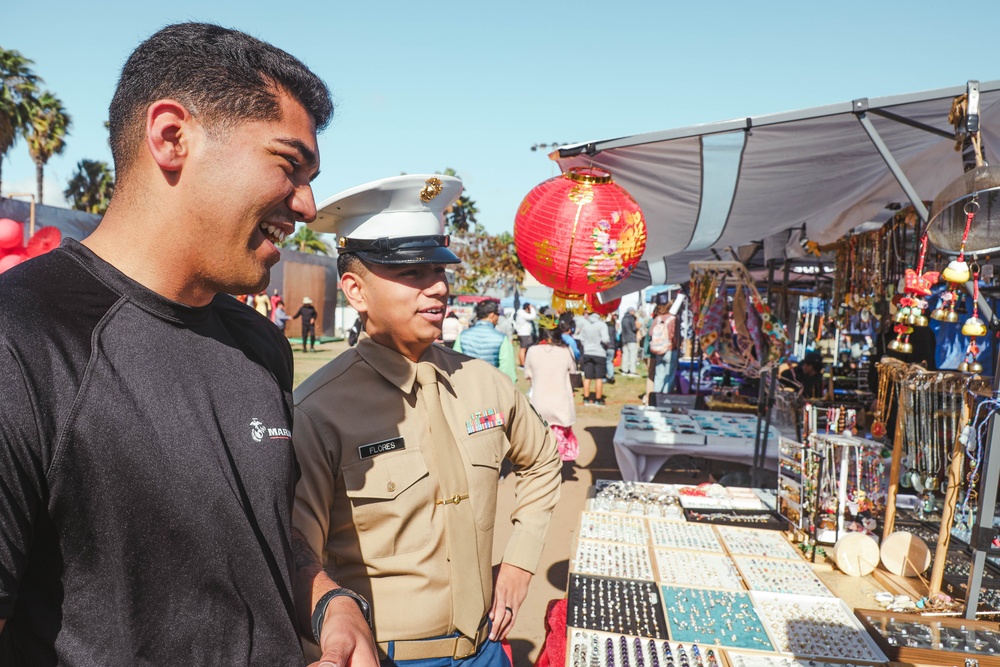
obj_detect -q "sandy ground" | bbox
[291,340,720,666]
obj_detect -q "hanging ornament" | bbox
[932,200,978,324]
[514,167,647,302]
[888,234,937,354]
[958,262,985,373]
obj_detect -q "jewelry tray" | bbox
[855,608,1000,666]
[568,573,668,639]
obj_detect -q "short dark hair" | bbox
[337,252,367,279]
[537,326,566,346]
[109,22,333,177]
[475,300,500,320]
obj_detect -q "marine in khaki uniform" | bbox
[292,174,561,666]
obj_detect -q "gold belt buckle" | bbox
[436,493,469,506]
[453,636,478,660]
[453,622,490,660]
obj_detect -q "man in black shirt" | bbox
[0,23,377,667]
[779,351,826,399]
[294,296,320,352]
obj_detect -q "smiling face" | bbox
[184,91,320,297]
[341,260,450,361]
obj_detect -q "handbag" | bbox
[569,371,584,389]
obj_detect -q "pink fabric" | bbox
[552,425,578,462]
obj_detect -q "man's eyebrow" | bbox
[275,138,319,172]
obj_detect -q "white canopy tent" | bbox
[552,80,1000,298]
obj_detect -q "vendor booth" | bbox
[522,80,1000,667]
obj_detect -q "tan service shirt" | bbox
[293,334,561,642]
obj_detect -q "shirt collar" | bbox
[355,333,445,394]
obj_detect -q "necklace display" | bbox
[753,593,886,661]
[955,391,1000,533]
[654,550,743,591]
[574,539,654,581]
[897,369,965,494]
[716,526,802,560]
[569,630,719,667]
[649,520,723,553]
[660,586,773,650]
[580,512,650,545]
[684,510,781,528]
[732,556,834,598]
[569,574,667,639]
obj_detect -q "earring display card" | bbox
[574,539,654,581]
[568,574,668,639]
[579,512,650,545]
[715,525,802,560]
[653,550,744,591]
[732,556,834,598]
[751,593,887,662]
[856,609,1000,666]
[567,630,721,667]
[649,519,724,553]
[659,586,773,651]
[722,650,884,667]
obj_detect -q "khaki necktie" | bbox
[415,362,484,638]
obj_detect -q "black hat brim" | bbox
[354,246,461,265]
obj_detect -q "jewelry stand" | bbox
[929,395,971,595]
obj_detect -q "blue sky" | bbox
[2,0,997,233]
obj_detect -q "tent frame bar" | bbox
[555,79,1000,159]
[854,107,931,224]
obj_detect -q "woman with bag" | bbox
[524,317,579,461]
[646,302,679,396]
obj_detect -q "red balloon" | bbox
[0,252,26,273]
[514,167,646,299]
[0,218,23,250]
[26,226,62,258]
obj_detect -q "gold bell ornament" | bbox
[958,265,986,373]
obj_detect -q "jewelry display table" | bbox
[613,408,782,483]
[562,481,895,667]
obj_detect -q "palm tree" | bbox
[440,167,479,234]
[0,48,41,194]
[281,224,330,255]
[23,91,71,204]
[64,159,114,214]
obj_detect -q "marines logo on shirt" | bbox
[250,417,292,443]
[250,418,266,442]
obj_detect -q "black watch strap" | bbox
[311,587,373,643]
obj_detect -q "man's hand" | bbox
[292,529,380,667]
[488,562,532,641]
[310,597,380,667]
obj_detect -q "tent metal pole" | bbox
[854,107,931,224]
[752,260,778,487]
[966,357,1000,619]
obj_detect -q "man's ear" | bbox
[340,272,368,314]
[145,99,197,176]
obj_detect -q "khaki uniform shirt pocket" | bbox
[341,449,432,559]
[462,429,506,531]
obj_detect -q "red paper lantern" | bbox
[0,218,23,250]
[514,167,646,300]
[586,293,621,316]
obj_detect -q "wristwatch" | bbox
[311,587,373,643]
